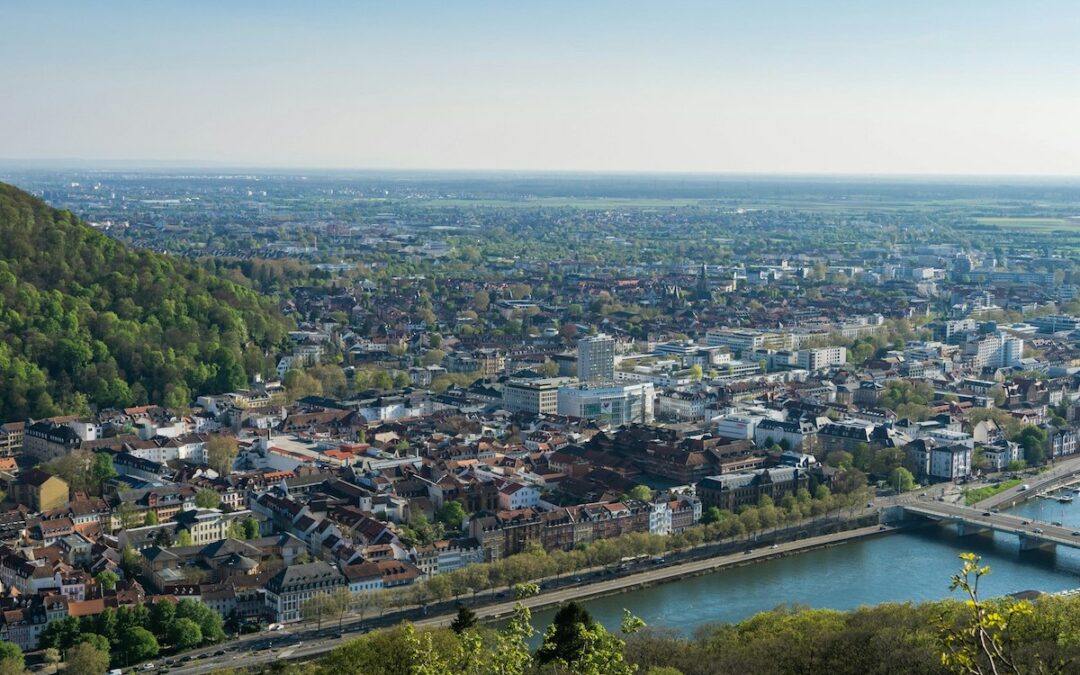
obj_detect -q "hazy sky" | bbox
[3,1,1080,174]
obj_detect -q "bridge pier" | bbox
[955,522,991,537]
[1019,534,1055,552]
[880,506,908,525]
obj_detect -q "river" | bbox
[528,493,1080,637]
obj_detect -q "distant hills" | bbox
[0,182,292,420]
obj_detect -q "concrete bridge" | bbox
[887,500,1080,552]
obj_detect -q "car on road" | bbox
[982,512,992,516]
[214,650,226,656]
[1033,528,1044,534]
[1023,520,1031,525]
[1072,531,1080,536]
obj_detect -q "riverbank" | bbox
[482,523,898,622]
[170,519,897,675]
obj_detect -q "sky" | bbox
[3,1,1080,175]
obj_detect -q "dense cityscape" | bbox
[1,170,1080,673]
[7,1,1080,673]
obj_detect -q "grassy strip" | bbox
[964,478,1023,506]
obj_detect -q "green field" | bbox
[974,217,1077,230]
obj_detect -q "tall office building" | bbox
[577,333,615,383]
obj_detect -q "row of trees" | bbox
[307,485,869,630]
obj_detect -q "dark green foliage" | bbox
[1014,425,1048,465]
[118,626,158,666]
[38,615,82,650]
[168,617,203,650]
[148,600,176,638]
[175,598,226,643]
[438,501,467,531]
[449,604,477,634]
[535,601,594,665]
[0,183,290,419]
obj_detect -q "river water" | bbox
[528,493,1080,637]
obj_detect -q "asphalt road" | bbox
[978,456,1080,509]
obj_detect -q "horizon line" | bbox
[5,158,1080,183]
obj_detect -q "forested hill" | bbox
[0,182,292,420]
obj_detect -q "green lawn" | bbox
[963,478,1023,506]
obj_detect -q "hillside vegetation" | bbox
[0,182,292,419]
[258,592,1080,675]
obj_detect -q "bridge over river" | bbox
[890,501,1080,552]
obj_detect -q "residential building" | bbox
[0,422,25,458]
[577,334,615,383]
[22,421,81,462]
[10,469,68,512]
[964,331,1024,370]
[341,561,383,594]
[497,482,541,510]
[794,347,847,371]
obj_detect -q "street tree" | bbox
[206,434,239,475]
[63,643,109,675]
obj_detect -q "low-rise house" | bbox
[341,561,383,594]
[10,470,69,512]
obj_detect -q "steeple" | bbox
[695,263,710,301]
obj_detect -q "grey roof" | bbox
[266,561,344,594]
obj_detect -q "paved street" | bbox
[978,456,1080,509]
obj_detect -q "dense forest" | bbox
[0,182,292,420]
